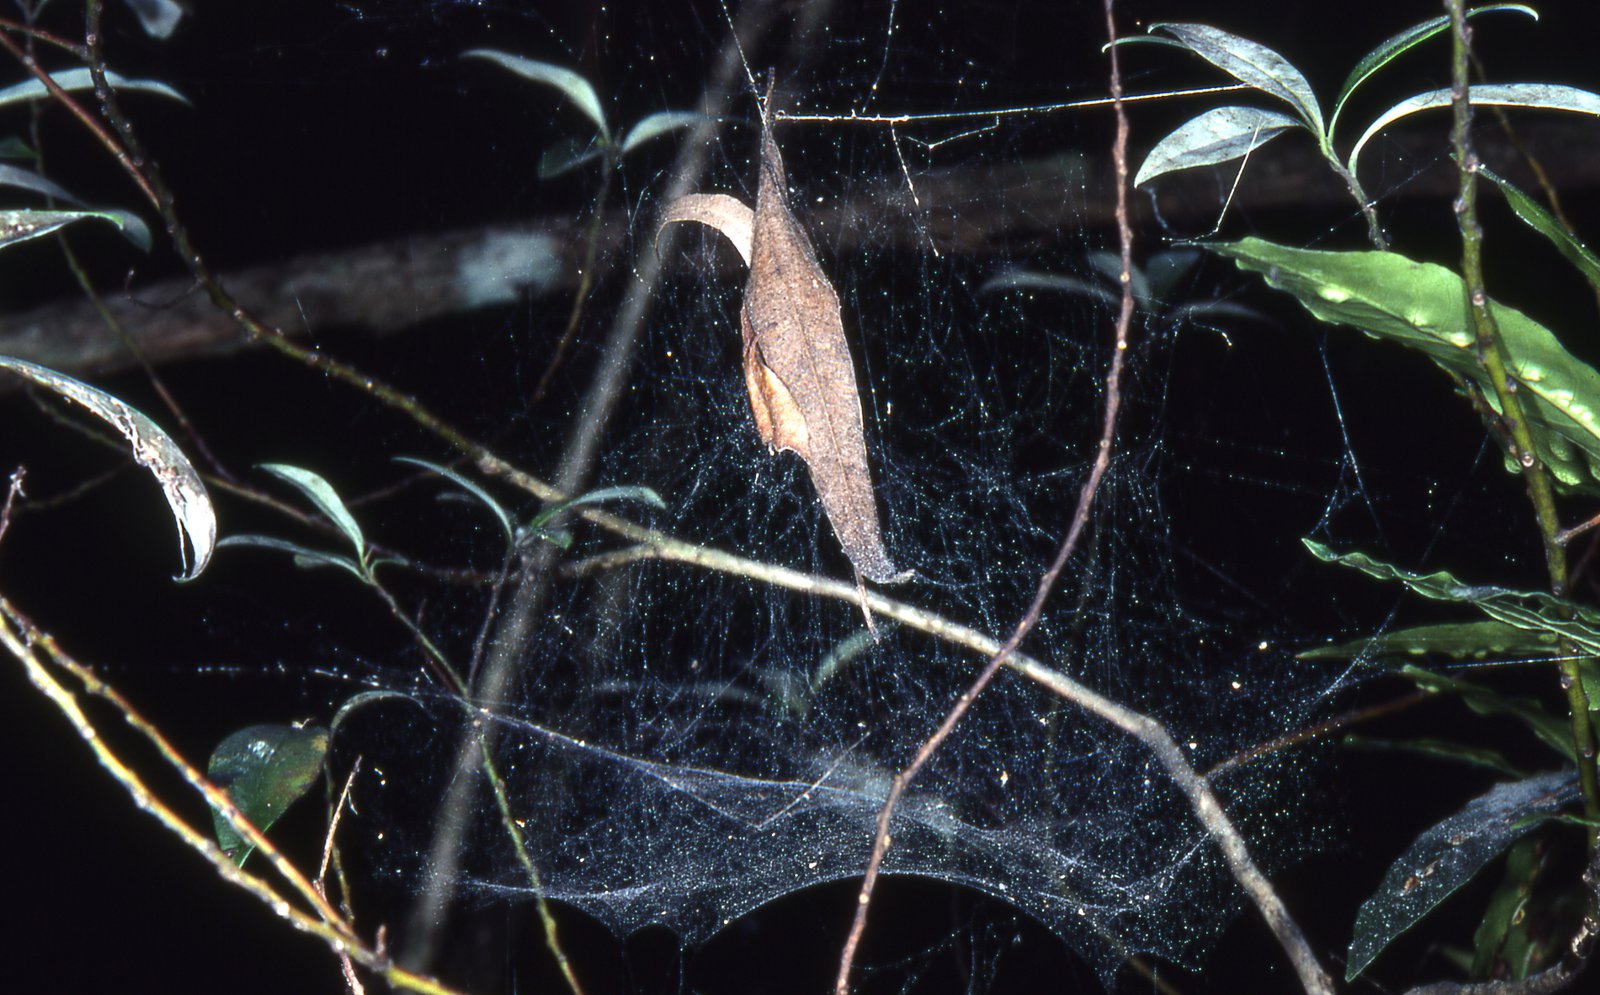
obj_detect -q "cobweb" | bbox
[199,0,1489,988]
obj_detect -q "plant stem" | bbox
[1445,0,1599,843]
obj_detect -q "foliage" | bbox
[1133,2,1600,984]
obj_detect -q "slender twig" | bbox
[1445,0,1600,843]
[0,599,463,995]
[318,761,367,995]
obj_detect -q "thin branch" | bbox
[0,598,463,995]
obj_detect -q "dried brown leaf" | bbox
[657,104,906,584]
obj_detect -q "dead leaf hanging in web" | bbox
[658,100,907,584]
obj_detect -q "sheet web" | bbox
[294,0,1414,987]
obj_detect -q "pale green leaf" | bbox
[1134,105,1303,187]
[0,68,188,111]
[980,268,1119,306]
[1350,83,1600,174]
[525,484,666,533]
[1149,24,1324,135]
[216,535,369,583]
[1298,620,1559,663]
[463,50,609,140]
[1216,239,1600,493]
[258,464,367,561]
[619,111,706,155]
[1330,5,1538,138]
[0,356,214,579]
[1481,165,1600,293]
[394,456,514,544]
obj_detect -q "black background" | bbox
[4,2,1600,993]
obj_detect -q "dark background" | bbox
[4,1,1599,993]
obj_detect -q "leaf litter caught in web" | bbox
[658,92,907,584]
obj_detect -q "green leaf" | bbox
[1149,23,1325,136]
[1344,735,1525,778]
[216,535,370,583]
[1329,5,1538,138]
[979,268,1120,306]
[463,50,609,141]
[537,135,605,178]
[258,464,367,562]
[524,484,666,532]
[1143,249,1203,304]
[0,68,188,112]
[1298,620,1559,663]
[1350,83,1600,175]
[0,208,134,251]
[1087,251,1150,306]
[1480,165,1600,293]
[1216,239,1600,494]
[207,723,329,867]
[394,456,514,544]
[1345,769,1579,981]
[619,110,706,155]
[1398,666,1575,763]
[0,165,154,252]
[0,356,214,579]
[1133,105,1304,187]
[1302,539,1600,660]
[1471,835,1545,979]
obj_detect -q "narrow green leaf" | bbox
[207,723,329,867]
[0,208,126,251]
[1398,665,1575,763]
[0,136,36,158]
[216,534,369,583]
[1143,249,1203,304]
[619,110,706,155]
[0,68,188,111]
[1302,539,1600,661]
[1298,620,1559,663]
[1133,106,1304,187]
[258,464,367,561]
[1345,769,1579,980]
[1480,165,1600,292]
[1471,835,1544,979]
[463,50,608,140]
[1330,5,1538,138]
[1149,24,1325,135]
[0,356,215,579]
[979,268,1120,306]
[1350,83,1600,175]
[1087,251,1151,306]
[125,0,186,40]
[524,484,666,532]
[537,135,605,178]
[1344,735,1525,778]
[1217,239,1600,494]
[394,456,515,544]
[0,162,78,202]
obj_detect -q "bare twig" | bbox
[0,598,463,995]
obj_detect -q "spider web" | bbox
[41,0,1546,989]
[263,2,1427,987]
